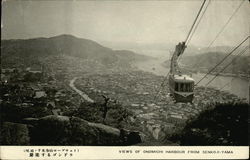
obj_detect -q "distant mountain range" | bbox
[2,35,248,76]
[100,40,239,59]
[1,34,152,68]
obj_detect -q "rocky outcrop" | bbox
[26,115,141,145]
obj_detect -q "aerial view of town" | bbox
[0,0,249,147]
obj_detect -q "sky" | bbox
[1,0,249,49]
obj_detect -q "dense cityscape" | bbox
[1,46,248,145]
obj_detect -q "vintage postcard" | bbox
[1,0,249,159]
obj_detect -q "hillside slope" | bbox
[164,51,249,75]
[1,34,151,68]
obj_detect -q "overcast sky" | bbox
[2,0,249,48]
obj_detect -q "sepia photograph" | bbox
[0,0,249,159]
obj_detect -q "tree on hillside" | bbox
[168,102,249,145]
[0,122,30,145]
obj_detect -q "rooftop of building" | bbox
[173,74,194,82]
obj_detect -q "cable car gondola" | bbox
[168,42,194,103]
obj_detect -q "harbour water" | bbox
[135,59,249,101]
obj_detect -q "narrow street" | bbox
[69,77,94,103]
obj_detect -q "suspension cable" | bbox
[206,0,245,49]
[186,0,211,45]
[219,78,234,91]
[179,0,210,62]
[195,35,250,86]
[205,45,249,87]
[184,0,207,43]
[153,0,208,101]
[193,0,245,68]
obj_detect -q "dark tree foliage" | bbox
[72,101,104,123]
[0,102,51,123]
[23,72,43,82]
[0,122,30,145]
[70,100,132,128]
[0,103,22,123]
[169,102,249,145]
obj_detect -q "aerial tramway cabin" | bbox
[169,74,194,103]
[168,42,195,103]
[166,0,214,103]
